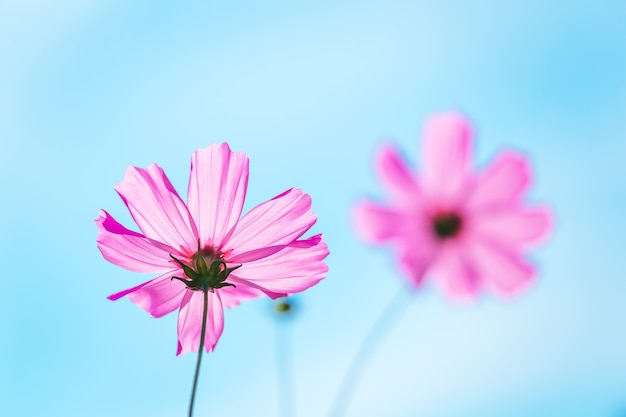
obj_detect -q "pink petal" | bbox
[187,143,249,249]
[177,290,225,355]
[421,112,473,202]
[114,164,198,256]
[375,143,419,200]
[467,151,532,210]
[96,209,176,273]
[396,238,438,288]
[219,284,266,309]
[429,244,481,299]
[225,188,317,263]
[108,280,153,301]
[352,201,402,244]
[470,206,552,247]
[228,234,328,297]
[354,199,439,287]
[128,272,187,318]
[107,270,186,318]
[467,239,535,297]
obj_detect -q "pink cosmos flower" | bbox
[353,113,551,299]
[96,143,328,354]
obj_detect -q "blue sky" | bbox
[1,1,626,416]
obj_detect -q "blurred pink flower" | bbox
[96,143,328,354]
[353,113,551,299]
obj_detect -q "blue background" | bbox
[1,1,626,416]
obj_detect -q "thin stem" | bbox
[275,319,296,417]
[327,287,411,417]
[189,289,209,417]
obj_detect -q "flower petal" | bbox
[467,240,535,297]
[470,206,552,247]
[115,163,197,255]
[228,234,328,297]
[430,244,481,299]
[187,143,249,249]
[354,199,440,287]
[352,201,402,244]
[225,188,316,263]
[396,238,438,288]
[177,290,225,355]
[219,285,266,309]
[107,270,186,318]
[421,112,473,202]
[375,143,419,200]
[128,272,187,318]
[467,151,532,209]
[96,209,176,273]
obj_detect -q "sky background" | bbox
[1,0,626,416]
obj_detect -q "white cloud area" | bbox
[1,0,626,416]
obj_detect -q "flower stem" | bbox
[189,289,209,417]
[327,287,410,417]
[275,318,296,417]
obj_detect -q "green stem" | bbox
[327,287,410,417]
[275,319,295,417]
[189,289,209,417]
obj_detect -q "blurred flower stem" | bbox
[275,299,297,417]
[327,288,411,417]
[188,289,209,417]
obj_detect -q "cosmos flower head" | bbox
[96,143,328,354]
[353,112,551,299]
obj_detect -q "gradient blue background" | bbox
[1,1,626,416]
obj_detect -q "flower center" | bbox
[432,212,463,240]
[169,241,240,292]
[190,246,221,267]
